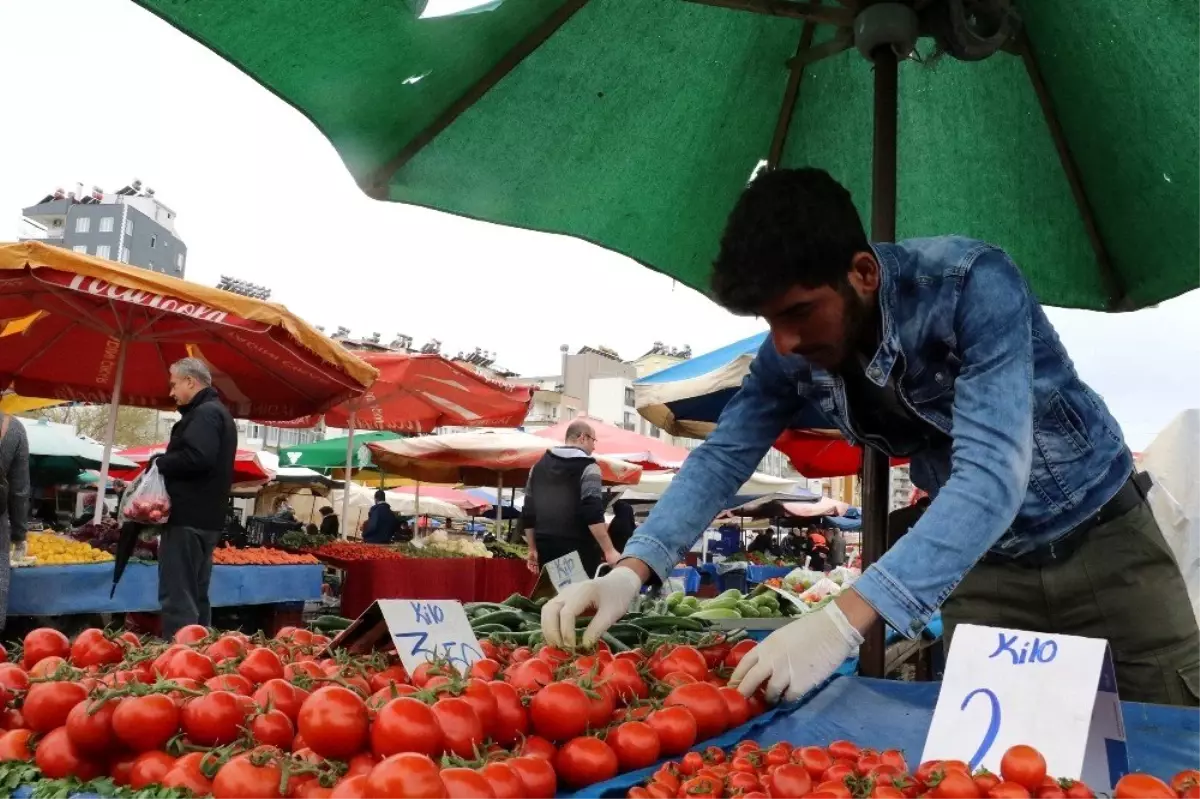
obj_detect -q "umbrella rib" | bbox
[7,318,83,380]
[1018,32,1123,309]
[768,22,816,168]
[361,0,591,198]
[194,327,324,406]
[680,0,853,27]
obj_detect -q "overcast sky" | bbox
[1,0,1196,450]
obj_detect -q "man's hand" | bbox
[603,548,621,567]
[526,548,539,575]
[541,566,643,649]
[730,597,864,703]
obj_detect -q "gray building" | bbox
[20,181,187,278]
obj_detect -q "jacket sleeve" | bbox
[6,423,30,543]
[362,506,378,538]
[578,463,605,526]
[520,471,537,529]
[622,339,801,579]
[853,248,1035,639]
[154,406,223,479]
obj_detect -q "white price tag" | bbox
[376,599,485,677]
[922,624,1128,794]
[544,551,587,591]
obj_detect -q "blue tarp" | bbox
[669,567,701,594]
[9,562,323,615]
[564,676,1200,797]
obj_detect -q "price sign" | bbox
[376,599,484,677]
[545,551,587,591]
[922,624,1127,794]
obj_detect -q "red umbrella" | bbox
[534,416,690,471]
[775,429,908,479]
[112,444,273,485]
[391,485,490,515]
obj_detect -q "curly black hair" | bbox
[711,168,871,315]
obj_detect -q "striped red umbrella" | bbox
[112,444,273,485]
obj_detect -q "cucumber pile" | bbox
[665,588,791,620]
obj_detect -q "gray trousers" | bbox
[158,526,220,639]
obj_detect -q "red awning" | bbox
[534,416,691,470]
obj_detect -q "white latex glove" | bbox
[11,541,26,561]
[541,566,643,649]
[730,600,864,703]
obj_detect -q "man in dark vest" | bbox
[521,420,620,578]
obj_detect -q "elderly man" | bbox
[522,420,621,578]
[0,411,30,630]
[153,358,236,637]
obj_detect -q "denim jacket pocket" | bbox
[1032,390,1095,507]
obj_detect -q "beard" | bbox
[832,282,874,374]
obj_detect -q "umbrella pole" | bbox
[93,338,128,525]
[856,43,901,679]
[341,413,356,538]
[495,473,503,540]
[414,481,421,537]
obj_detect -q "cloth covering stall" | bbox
[336,557,535,619]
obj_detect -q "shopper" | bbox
[362,490,398,544]
[607,499,637,553]
[317,505,340,538]
[0,413,29,628]
[521,421,620,578]
[154,358,236,639]
[541,167,1199,707]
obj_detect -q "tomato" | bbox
[480,762,525,799]
[206,673,254,695]
[368,684,418,712]
[767,763,814,798]
[987,783,1033,799]
[109,752,138,786]
[647,705,697,756]
[858,754,883,775]
[537,646,572,667]
[181,690,246,746]
[828,740,860,761]
[1037,789,1066,799]
[728,771,763,794]
[70,628,124,668]
[678,776,721,799]
[509,755,557,799]
[439,767,495,798]
[162,648,217,682]
[346,751,377,778]
[174,624,210,645]
[679,751,705,776]
[251,708,295,750]
[519,735,557,761]
[366,752,447,798]
[1174,771,1200,795]
[129,750,176,790]
[255,678,308,722]
[717,686,752,728]
[112,693,181,752]
[879,749,908,773]
[505,658,553,693]
[874,787,908,799]
[239,648,286,685]
[212,756,284,799]
[609,720,662,771]
[162,753,214,796]
[814,779,855,799]
[34,726,102,780]
[65,698,118,754]
[467,659,501,682]
[599,659,649,703]
[556,736,619,790]
[205,635,248,664]
[0,729,34,761]
[22,628,70,670]
[995,746,1047,791]
[974,771,1002,794]
[0,663,29,705]
[485,681,528,747]
[1114,773,1175,799]
[432,696,485,759]
[651,646,710,683]
[460,678,498,737]
[297,686,369,760]
[664,682,729,740]
[528,681,589,742]
[931,770,982,798]
[330,775,369,798]
[23,681,87,732]
[791,745,833,779]
[371,697,443,758]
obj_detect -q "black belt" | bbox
[981,472,1148,568]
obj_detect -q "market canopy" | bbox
[278,432,402,470]
[128,1,1197,312]
[534,415,691,470]
[19,418,137,474]
[112,443,274,485]
[329,483,468,522]
[367,429,643,486]
[390,485,491,514]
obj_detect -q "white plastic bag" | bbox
[122,463,171,524]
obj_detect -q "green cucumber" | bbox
[500,593,542,613]
[637,615,706,632]
[311,615,352,631]
[665,591,685,608]
[470,610,529,630]
[471,623,514,635]
[736,601,761,618]
[690,608,743,620]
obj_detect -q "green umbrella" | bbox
[278,431,402,470]
[22,419,138,474]
[131,0,1197,673]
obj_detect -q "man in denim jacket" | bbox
[542,168,1198,706]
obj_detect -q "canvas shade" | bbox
[534,415,691,470]
[19,418,138,474]
[278,432,402,470]
[130,0,1197,313]
[273,352,534,433]
[112,443,273,485]
[390,485,491,514]
[0,392,63,415]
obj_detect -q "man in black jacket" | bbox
[154,358,236,637]
[521,421,621,578]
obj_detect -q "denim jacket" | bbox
[625,236,1132,639]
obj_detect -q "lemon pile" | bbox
[26,533,114,565]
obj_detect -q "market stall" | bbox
[336,555,536,619]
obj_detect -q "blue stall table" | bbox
[8,562,323,615]
[746,564,792,584]
[668,567,701,594]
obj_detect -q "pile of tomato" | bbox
[625,739,1198,799]
[0,624,766,798]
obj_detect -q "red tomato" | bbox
[828,740,860,761]
[505,658,553,693]
[22,628,70,670]
[69,628,124,668]
[239,648,285,685]
[767,764,814,798]
[205,635,248,664]
[468,659,501,682]
[65,698,118,755]
[1173,771,1200,796]
[1000,746,1047,791]
[479,762,524,799]
[35,726,102,781]
[600,659,649,703]
[254,679,307,722]
[129,751,176,790]
[0,729,33,761]
[813,779,855,799]
[174,624,209,645]
[212,756,284,799]
[431,696,485,759]
[329,775,368,798]
[608,720,662,771]
[650,645,710,682]
[23,681,87,733]
[518,735,558,761]
[508,755,557,799]
[974,771,1002,794]
[371,697,443,759]
[250,708,295,750]
[366,753,446,798]
[664,682,729,740]
[0,663,29,705]
[723,640,757,669]
[205,673,255,695]
[646,706,697,756]
[529,682,590,742]
[792,746,834,779]
[162,648,216,682]
[1113,774,1175,799]
[112,694,181,752]
[718,686,752,728]
[460,678,498,737]
[556,737,619,790]
[439,767,496,798]
[486,681,528,747]
[368,684,418,712]
[181,690,246,746]
[931,770,982,798]
[297,686,369,760]
[988,782,1033,799]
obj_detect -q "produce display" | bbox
[399,530,493,559]
[724,552,804,567]
[211,545,320,566]
[23,532,115,566]
[276,531,335,552]
[311,541,408,562]
[623,739,1196,799]
[667,589,793,621]
[71,520,159,562]
[0,621,770,798]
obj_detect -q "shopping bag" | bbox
[121,463,171,524]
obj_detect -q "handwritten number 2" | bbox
[395,631,433,660]
[960,688,1002,771]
